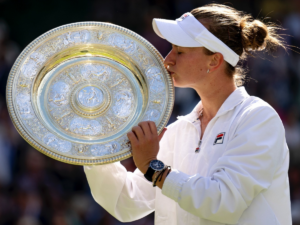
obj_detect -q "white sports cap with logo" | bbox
[152,12,240,67]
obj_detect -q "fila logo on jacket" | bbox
[214,132,225,145]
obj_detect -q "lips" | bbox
[166,69,174,76]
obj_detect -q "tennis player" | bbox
[85,4,292,225]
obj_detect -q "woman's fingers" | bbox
[138,122,152,137]
[148,121,157,134]
[158,127,167,141]
[127,131,138,145]
[132,125,145,140]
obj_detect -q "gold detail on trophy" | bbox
[152,100,161,104]
[110,78,125,88]
[76,144,89,154]
[105,115,116,129]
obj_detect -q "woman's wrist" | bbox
[155,168,172,189]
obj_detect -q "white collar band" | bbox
[153,12,239,67]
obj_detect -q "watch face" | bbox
[150,160,164,171]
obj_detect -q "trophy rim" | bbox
[6,21,174,165]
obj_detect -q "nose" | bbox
[163,49,176,69]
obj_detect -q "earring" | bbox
[207,69,210,73]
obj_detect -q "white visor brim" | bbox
[152,18,203,48]
[152,13,239,67]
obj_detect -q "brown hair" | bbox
[191,4,286,86]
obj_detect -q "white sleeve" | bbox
[84,161,155,222]
[162,106,285,224]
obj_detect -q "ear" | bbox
[208,53,224,72]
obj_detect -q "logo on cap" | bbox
[214,132,225,145]
[180,13,189,20]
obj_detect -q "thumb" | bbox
[158,128,167,142]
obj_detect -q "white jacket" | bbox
[84,87,292,225]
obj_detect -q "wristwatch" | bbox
[144,159,165,182]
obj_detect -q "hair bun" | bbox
[240,17,268,51]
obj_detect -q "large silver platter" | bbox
[6,22,174,165]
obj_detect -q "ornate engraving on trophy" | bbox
[49,81,70,107]
[21,59,38,78]
[47,37,64,54]
[63,30,91,46]
[70,117,102,136]
[112,91,133,117]
[110,34,136,54]
[78,86,104,108]
[143,109,160,121]
[81,64,111,81]
[110,76,125,88]
[152,100,161,104]
[53,110,73,126]
[75,144,89,154]
[30,52,47,65]
[134,47,155,69]
[146,66,165,93]
[9,23,172,165]
[104,115,116,130]
[17,77,31,89]
[16,93,34,119]
[90,141,120,156]
[44,61,136,138]
[91,145,106,156]
[43,133,72,153]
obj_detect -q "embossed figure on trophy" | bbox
[97,31,105,41]
[19,103,31,115]
[73,125,92,134]
[113,91,133,117]
[91,145,106,156]
[49,93,66,106]
[146,67,165,93]
[54,111,72,125]
[70,117,102,136]
[22,60,38,78]
[136,48,153,68]
[67,72,81,84]
[17,93,34,118]
[46,136,58,146]
[106,143,119,154]
[48,38,63,53]
[18,78,30,88]
[77,145,89,154]
[30,52,46,65]
[121,40,134,52]
[86,87,100,104]
[144,109,160,121]
[105,115,117,129]
[91,66,110,78]
[63,32,72,45]
[49,82,70,106]
[110,76,125,88]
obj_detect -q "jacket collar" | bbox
[177,86,250,123]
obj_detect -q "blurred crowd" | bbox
[0,0,300,224]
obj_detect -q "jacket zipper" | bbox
[195,139,202,153]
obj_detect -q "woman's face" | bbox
[164,45,212,88]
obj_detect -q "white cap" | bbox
[152,12,239,67]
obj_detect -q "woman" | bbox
[85,4,291,225]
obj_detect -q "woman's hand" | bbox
[127,121,167,174]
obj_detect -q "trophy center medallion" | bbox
[78,86,104,109]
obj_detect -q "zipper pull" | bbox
[195,140,202,153]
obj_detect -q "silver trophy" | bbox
[6,22,174,165]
